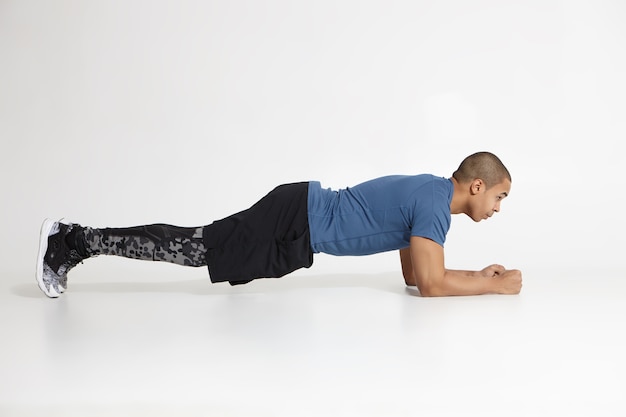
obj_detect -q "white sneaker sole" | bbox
[36,218,61,298]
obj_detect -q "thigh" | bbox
[203,182,313,283]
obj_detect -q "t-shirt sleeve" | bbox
[409,180,452,247]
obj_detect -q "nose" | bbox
[493,201,501,213]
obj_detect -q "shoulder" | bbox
[406,175,453,199]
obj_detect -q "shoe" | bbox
[36,218,87,298]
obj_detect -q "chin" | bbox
[467,214,482,222]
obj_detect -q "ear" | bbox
[470,179,484,195]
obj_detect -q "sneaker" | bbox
[36,218,87,298]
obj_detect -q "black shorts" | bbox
[202,182,314,285]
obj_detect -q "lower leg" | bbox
[77,224,208,267]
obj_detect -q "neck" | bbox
[449,177,468,215]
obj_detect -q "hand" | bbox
[480,264,506,278]
[495,269,523,294]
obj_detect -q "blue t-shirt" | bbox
[307,175,453,256]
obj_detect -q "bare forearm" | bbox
[444,269,478,278]
[402,252,494,293]
[403,269,477,286]
[399,243,522,296]
[423,269,496,296]
[422,269,522,296]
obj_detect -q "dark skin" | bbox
[399,177,522,296]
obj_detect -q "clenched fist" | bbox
[480,264,506,278]
[496,269,523,294]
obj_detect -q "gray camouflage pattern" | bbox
[83,226,207,267]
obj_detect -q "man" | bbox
[36,151,522,298]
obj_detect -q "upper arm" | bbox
[409,236,445,296]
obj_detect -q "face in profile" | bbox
[468,179,511,222]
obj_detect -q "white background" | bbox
[1,0,625,274]
[1,1,625,416]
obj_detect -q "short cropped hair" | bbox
[452,152,511,188]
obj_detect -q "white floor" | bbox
[1,262,625,417]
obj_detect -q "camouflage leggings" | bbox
[83,224,207,267]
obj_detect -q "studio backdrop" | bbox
[1,0,624,278]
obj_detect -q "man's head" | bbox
[452,152,512,222]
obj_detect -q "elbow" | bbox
[414,269,448,296]
[419,288,435,297]
[417,283,445,297]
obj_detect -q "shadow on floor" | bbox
[13,271,419,298]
